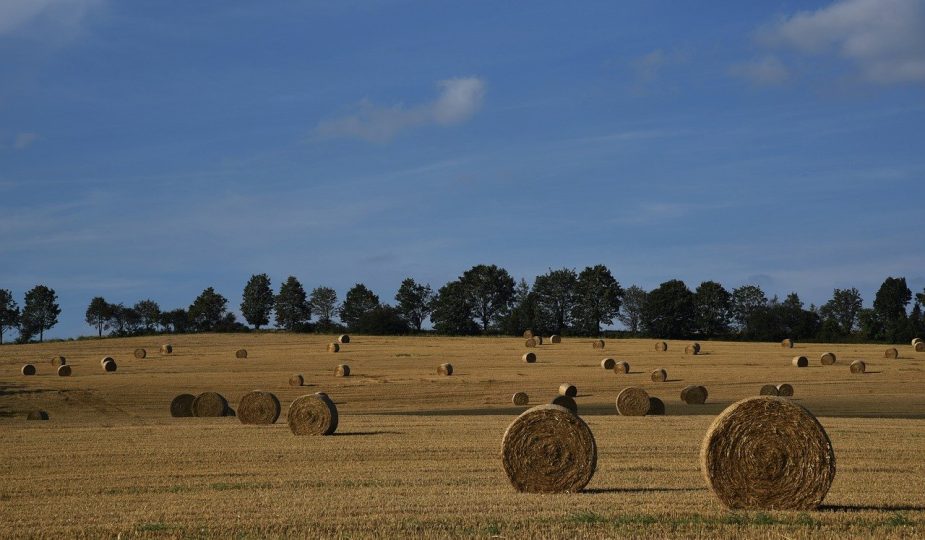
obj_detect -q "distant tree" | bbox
[353,304,410,335]
[431,280,480,335]
[693,281,731,338]
[339,284,380,330]
[857,308,883,341]
[910,302,924,339]
[873,276,912,342]
[188,287,230,332]
[819,288,863,336]
[134,299,161,333]
[241,274,274,330]
[460,265,515,332]
[20,285,61,343]
[1,289,21,344]
[641,280,695,339]
[731,285,768,333]
[394,278,434,331]
[501,279,537,336]
[572,264,623,336]
[309,286,339,327]
[617,285,647,334]
[160,308,190,334]
[85,296,112,338]
[780,293,820,339]
[275,276,311,331]
[532,268,578,334]
[107,303,131,336]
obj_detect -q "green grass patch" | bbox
[135,522,170,533]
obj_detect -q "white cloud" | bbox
[0,0,103,37]
[13,132,39,150]
[756,0,925,84]
[729,55,791,86]
[315,77,486,142]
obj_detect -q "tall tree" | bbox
[617,285,647,334]
[309,286,339,327]
[501,279,537,336]
[431,280,479,335]
[352,304,410,335]
[819,288,863,336]
[394,278,435,331]
[188,287,230,332]
[460,265,515,332]
[160,308,190,334]
[572,264,623,336]
[694,281,732,338]
[134,299,161,333]
[532,268,578,334]
[873,276,912,342]
[731,285,768,333]
[85,296,112,338]
[641,280,695,339]
[241,274,274,330]
[20,285,61,342]
[339,284,380,330]
[275,276,311,331]
[0,289,20,344]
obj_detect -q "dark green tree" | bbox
[309,286,339,328]
[431,280,480,335]
[339,283,380,330]
[532,268,578,334]
[394,278,434,331]
[460,265,515,332]
[241,274,274,330]
[20,285,61,343]
[275,277,311,331]
[85,296,112,338]
[641,280,695,339]
[573,264,623,336]
[500,279,537,336]
[819,288,863,336]
[0,289,20,344]
[188,287,230,332]
[731,285,768,333]
[134,299,161,333]
[693,281,731,338]
[873,276,912,342]
[160,308,190,333]
[353,304,410,335]
[617,285,646,334]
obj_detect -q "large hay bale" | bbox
[536,336,544,345]
[192,392,228,417]
[512,392,529,406]
[681,385,708,404]
[27,410,49,421]
[912,338,922,346]
[235,349,248,359]
[170,394,196,417]
[133,348,146,359]
[884,348,899,359]
[102,359,117,372]
[21,364,36,376]
[523,329,534,339]
[792,356,808,367]
[700,396,836,510]
[238,390,281,425]
[781,338,794,348]
[915,341,925,353]
[57,365,72,377]
[525,338,537,348]
[613,360,630,374]
[100,356,114,367]
[550,335,561,344]
[760,384,779,396]
[289,374,304,386]
[288,393,338,435]
[550,395,578,414]
[558,383,577,397]
[777,383,794,397]
[600,358,616,370]
[648,397,665,416]
[160,344,173,354]
[849,360,866,374]
[500,404,597,493]
[616,386,650,416]
[50,356,66,366]
[650,368,668,382]
[338,334,350,344]
[820,352,836,365]
[327,342,340,353]
[655,341,668,352]
[684,344,700,355]
[522,352,537,363]
[438,363,453,376]
[335,364,350,377]
[592,339,605,350]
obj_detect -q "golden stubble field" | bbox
[1,334,924,539]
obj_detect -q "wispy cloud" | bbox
[729,55,791,86]
[628,48,690,93]
[0,0,103,38]
[13,132,39,150]
[315,77,486,142]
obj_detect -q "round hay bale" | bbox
[613,360,630,374]
[523,330,534,339]
[777,383,794,397]
[57,365,72,377]
[338,334,350,344]
[100,356,114,367]
[550,395,578,414]
[700,396,836,510]
[525,338,537,348]
[27,410,49,421]
[781,338,794,348]
[237,390,281,425]
[500,404,597,493]
[600,358,616,370]
[648,397,666,416]
[170,394,196,417]
[616,386,650,416]
[225,407,236,417]
[592,339,605,350]
[522,352,536,363]
[820,352,836,365]
[160,344,173,354]
[692,342,701,353]
[288,392,338,435]
[327,342,340,353]
[438,363,453,376]
[650,368,668,382]
[791,356,808,367]
[685,344,700,355]
[192,392,228,417]
[915,341,925,353]
[884,348,898,359]
[655,341,668,352]
[550,335,561,344]
[512,392,529,406]
[912,338,922,346]
[536,336,544,345]
[335,364,350,377]
[21,364,36,376]
[681,385,708,404]
[289,374,304,386]
[133,348,146,359]
[50,356,66,366]
[102,359,117,372]
[235,349,248,359]
[849,360,866,374]
[759,384,779,396]
[558,383,577,397]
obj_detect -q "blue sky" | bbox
[1,0,924,338]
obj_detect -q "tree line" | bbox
[1,266,923,344]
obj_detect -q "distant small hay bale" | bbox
[170,394,196,417]
[235,349,248,359]
[616,386,650,416]
[558,383,577,397]
[133,348,146,359]
[501,404,596,493]
[512,392,529,406]
[655,341,668,352]
[776,383,794,397]
[27,410,49,421]
[102,359,117,372]
[600,358,616,370]
[648,397,666,416]
[550,335,561,344]
[791,356,808,367]
[57,365,72,377]
[781,339,794,348]
[700,396,835,510]
[21,364,36,376]
[523,330,534,339]
[522,352,537,363]
[759,384,779,396]
[160,344,173,354]
[525,338,537,348]
[915,342,925,353]
[338,334,350,344]
[536,336,544,345]
[50,356,66,366]
[288,392,338,435]
[650,368,668,382]
[613,360,630,374]
[100,356,115,367]
[685,345,700,355]
[849,360,866,374]
[681,385,708,404]
[335,364,351,377]
[289,374,304,386]
[238,390,281,425]
[438,363,453,376]
[192,392,228,417]
[884,348,898,359]
[592,339,605,350]
[550,395,578,414]
[327,342,340,353]
[820,352,836,365]
[912,338,922,346]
